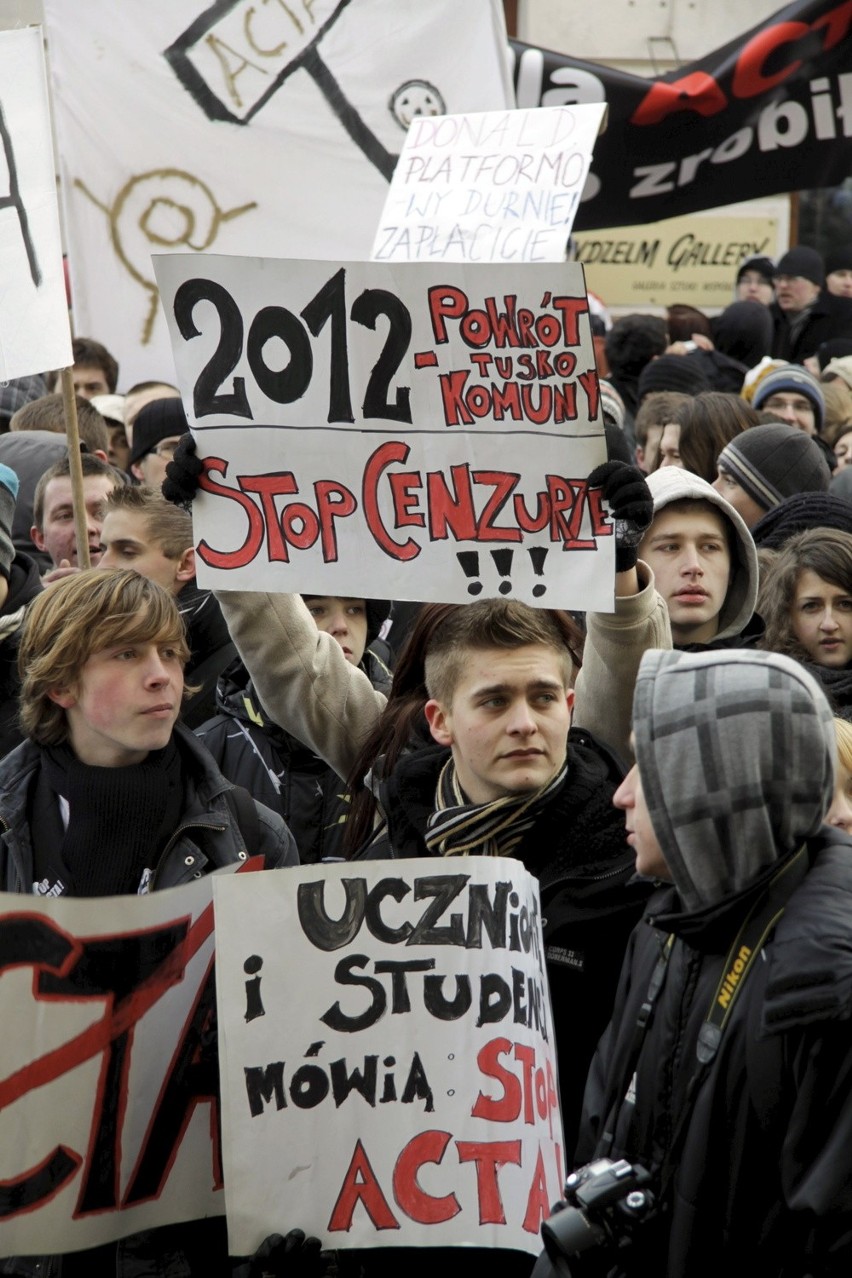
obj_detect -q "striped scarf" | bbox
[424,756,568,859]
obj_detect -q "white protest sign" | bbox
[372,106,605,265]
[0,872,231,1256]
[154,255,613,609]
[215,858,564,1257]
[0,27,72,381]
[42,0,513,386]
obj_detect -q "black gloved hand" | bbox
[587,461,654,572]
[162,431,203,508]
[247,1229,325,1278]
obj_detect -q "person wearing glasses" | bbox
[129,397,187,489]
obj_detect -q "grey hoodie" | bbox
[633,648,835,910]
[645,465,759,644]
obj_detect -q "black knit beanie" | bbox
[637,354,711,402]
[825,244,852,276]
[736,255,775,286]
[130,398,190,467]
[711,301,774,368]
[752,491,852,549]
[773,246,825,286]
[717,424,830,512]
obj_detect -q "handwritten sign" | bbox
[42,0,513,386]
[372,105,605,264]
[154,255,613,609]
[0,874,226,1256]
[0,27,72,381]
[215,859,564,1257]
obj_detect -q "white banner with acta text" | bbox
[42,0,513,387]
[214,858,564,1258]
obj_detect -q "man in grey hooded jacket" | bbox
[555,648,852,1277]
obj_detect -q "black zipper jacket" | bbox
[355,730,652,1162]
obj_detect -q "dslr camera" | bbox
[541,1158,655,1273]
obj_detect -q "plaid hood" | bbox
[646,467,759,643]
[633,649,835,911]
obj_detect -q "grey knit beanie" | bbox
[716,423,831,512]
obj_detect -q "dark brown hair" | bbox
[759,528,852,660]
[674,392,759,482]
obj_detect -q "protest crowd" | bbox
[3,3,852,1276]
[0,240,850,1276]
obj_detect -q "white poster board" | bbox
[154,255,613,609]
[42,0,514,386]
[372,105,605,264]
[0,873,231,1256]
[215,859,564,1257]
[0,27,71,380]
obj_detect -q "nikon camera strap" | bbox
[659,844,809,1188]
[600,843,809,1161]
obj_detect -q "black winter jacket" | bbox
[770,291,852,363]
[357,730,652,1163]
[0,551,43,761]
[0,723,297,895]
[196,662,350,863]
[0,724,297,1278]
[574,830,852,1277]
[177,581,237,729]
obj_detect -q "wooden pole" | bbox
[59,367,91,571]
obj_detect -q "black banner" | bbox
[511,0,852,231]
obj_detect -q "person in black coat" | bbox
[352,599,652,1167]
[770,246,852,365]
[552,648,852,1278]
[0,465,44,759]
[0,568,296,1278]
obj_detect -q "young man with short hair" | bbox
[355,598,649,1159]
[98,486,236,726]
[46,336,119,401]
[0,568,296,1276]
[636,468,758,650]
[31,453,123,578]
[633,391,688,474]
[99,484,196,594]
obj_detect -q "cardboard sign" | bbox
[154,255,613,609]
[373,105,605,264]
[215,859,564,1257]
[0,27,72,381]
[0,874,228,1257]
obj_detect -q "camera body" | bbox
[541,1158,654,1273]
